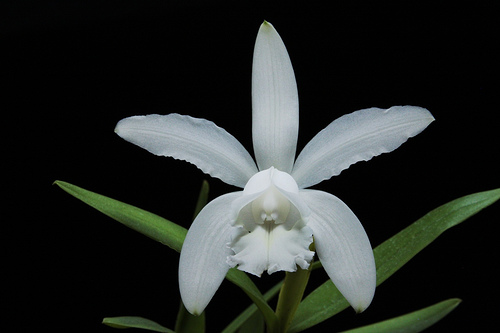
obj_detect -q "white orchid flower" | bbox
[115,21,434,316]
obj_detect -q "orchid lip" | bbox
[227,167,314,277]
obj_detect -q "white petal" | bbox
[292,106,434,188]
[300,189,376,313]
[178,192,242,315]
[252,21,299,173]
[115,114,258,188]
[276,190,310,230]
[227,221,314,276]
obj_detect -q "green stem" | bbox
[175,301,206,333]
[275,263,313,333]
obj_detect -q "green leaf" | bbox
[55,180,278,331]
[102,316,173,332]
[225,269,280,333]
[234,311,265,333]
[175,301,205,333]
[290,188,500,332]
[222,280,283,333]
[340,298,461,333]
[54,180,186,252]
[375,188,500,285]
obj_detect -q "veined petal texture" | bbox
[301,189,376,313]
[292,106,434,189]
[178,192,242,315]
[115,114,258,188]
[252,21,299,173]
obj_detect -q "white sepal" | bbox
[115,114,258,188]
[252,22,299,173]
[292,106,434,188]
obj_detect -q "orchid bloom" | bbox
[115,21,434,315]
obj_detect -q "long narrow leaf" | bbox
[225,269,279,332]
[233,311,265,333]
[102,316,173,332]
[55,180,278,331]
[222,280,283,333]
[376,188,500,285]
[340,298,461,333]
[290,188,500,332]
[54,180,186,252]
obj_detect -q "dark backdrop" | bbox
[5,1,499,332]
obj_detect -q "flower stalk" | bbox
[275,266,313,333]
[275,243,315,333]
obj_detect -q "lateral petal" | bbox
[300,189,376,313]
[178,192,242,315]
[292,106,434,188]
[115,114,258,188]
[252,21,299,173]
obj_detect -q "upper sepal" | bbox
[252,22,299,173]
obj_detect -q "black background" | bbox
[5,1,499,332]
